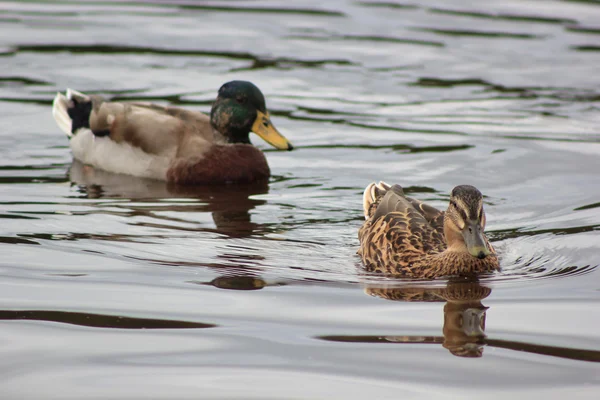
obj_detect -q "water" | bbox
[1,0,600,398]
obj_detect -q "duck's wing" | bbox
[406,196,445,237]
[372,187,444,254]
[358,183,446,272]
[127,101,216,136]
[53,89,215,158]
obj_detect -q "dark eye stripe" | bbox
[450,200,468,222]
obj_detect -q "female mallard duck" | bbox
[52,81,293,184]
[358,182,499,278]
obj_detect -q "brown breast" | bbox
[166,144,270,185]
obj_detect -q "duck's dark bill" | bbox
[251,110,293,151]
[463,220,491,259]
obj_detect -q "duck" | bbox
[358,181,499,278]
[52,81,293,185]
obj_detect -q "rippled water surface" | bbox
[1,0,600,398]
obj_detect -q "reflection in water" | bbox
[208,275,267,291]
[442,294,487,357]
[0,310,215,329]
[68,160,269,237]
[320,279,600,362]
[68,161,282,279]
[367,279,490,358]
[192,273,288,291]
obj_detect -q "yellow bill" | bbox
[251,110,293,151]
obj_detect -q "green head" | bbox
[210,81,293,150]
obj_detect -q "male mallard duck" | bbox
[52,81,293,184]
[358,182,499,278]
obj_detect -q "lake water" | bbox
[1,0,600,398]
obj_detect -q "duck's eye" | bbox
[236,96,247,105]
[262,119,269,127]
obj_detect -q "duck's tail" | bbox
[52,89,92,139]
[362,181,393,219]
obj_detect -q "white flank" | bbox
[69,129,170,181]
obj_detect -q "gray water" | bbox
[1,0,600,398]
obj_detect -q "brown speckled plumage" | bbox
[358,182,499,279]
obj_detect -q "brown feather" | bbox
[87,96,217,158]
[407,196,445,236]
[358,183,499,279]
[167,144,270,185]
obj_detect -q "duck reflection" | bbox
[441,284,489,357]
[320,280,600,362]
[68,159,269,237]
[366,279,490,358]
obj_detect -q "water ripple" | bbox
[429,8,577,25]
[9,44,356,69]
[413,27,542,39]
[178,4,345,17]
[0,310,215,329]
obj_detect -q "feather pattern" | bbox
[358,182,499,279]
